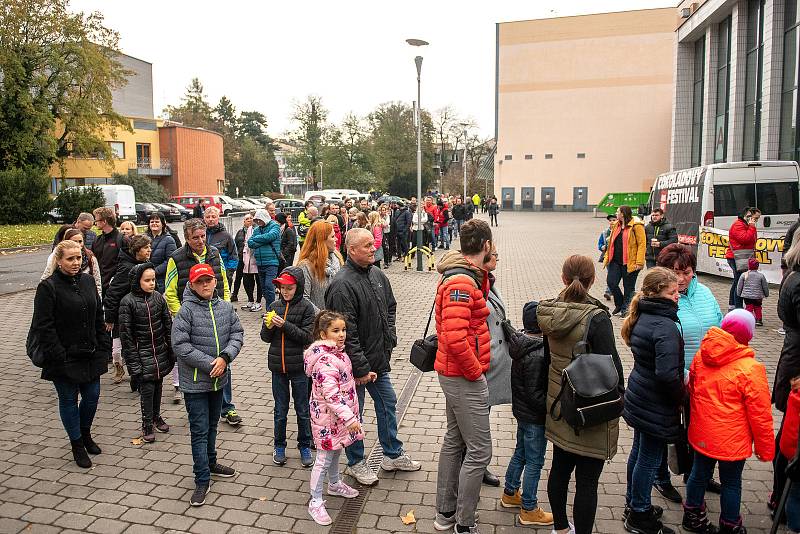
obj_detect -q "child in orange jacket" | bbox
[682,309,774,534]
[780,390,800,534]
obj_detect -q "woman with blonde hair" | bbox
[368,211,385,268]
[354,211,369,230]
[42,228,102,295]
[119,221,137,237]
[297,221,344,312]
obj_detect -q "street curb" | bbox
[0,244,49,253]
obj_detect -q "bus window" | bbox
[756,182,799,214]
[714,183,756,217]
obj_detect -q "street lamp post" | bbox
[318,162,324,189]
[407,38,429,272]
[460,124,468,202]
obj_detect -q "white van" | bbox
[49,184,136,224]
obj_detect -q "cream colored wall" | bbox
[496,9,676,207]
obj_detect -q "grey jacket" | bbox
[737,270,769,300]
[299,253,343,313]
[172,285,243,393]
[485,285,512,406]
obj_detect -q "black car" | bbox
[164,202,192,221]
[152,203,183,223]
[135,202,161,225]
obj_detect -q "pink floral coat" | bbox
[304,340,363,450]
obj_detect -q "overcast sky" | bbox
[71,0,670,139]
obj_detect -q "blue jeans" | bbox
[258,264,279,307]
[655,445,671,485]
[626,429,666,512]
[52,379,101,441]
[222,368,235,414]
[438,225,450,248]
[184,390,224,485]
[272,371,312,449]
[727,258,743,308]
[685,451,745,524]
[345,372,404,465]
[606,261,640,313]
[453,219,463,238]
[786,482,800,532]
[504,422,546,510]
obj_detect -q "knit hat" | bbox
[748,257,759,271]
[720,309,756,345]
[522,301,540,333]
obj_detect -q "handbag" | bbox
[410,267,479,372]
[667,404,692,475]
[733,248,754,272]
[268,241,287,272]
[549,309,624,434]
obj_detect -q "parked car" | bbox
[234,198,263,211]
[164,202,192,221]
[378,195,403,205]
[152,203,183,222]
[171,195,235,215]
[244,197,267,208]
[135,202,161,224]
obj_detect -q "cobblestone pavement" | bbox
[0,212,785,533]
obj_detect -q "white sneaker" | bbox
[551,522,575,534]
[327,480,359,498]
[240,302,253,310]
[250,303,263,312]
[344,460,378,486]
[380,453,421,472]
[308,498,332,525]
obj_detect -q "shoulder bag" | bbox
[549,308,623,434]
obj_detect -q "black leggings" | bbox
[547,445,605,534]
[242,272,262,303]
[139,378,163,426]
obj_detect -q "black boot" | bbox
[70,439,92,468]
[81,428,101,455]
[482,469,500,487]
[682,504,718,533]
[624,508,675,534]
[718,519,746,534]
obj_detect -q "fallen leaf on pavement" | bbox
[259,496,268,501]
[400,509,416,525]
[131,437,144,445]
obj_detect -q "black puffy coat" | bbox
[775,267,800,411]
[509,332,549,425]
[147,232,177,293]
[28,270,110,383]
[103,244,147,325]
[623,297,686,442]
[260,266,316,374]
[394,207,412,234]
[325,259,397,378]
[452,203,466,220]
[281,226,298,267]
[234,227,247,261]
[118,263,174,381]
[644,218,678,262]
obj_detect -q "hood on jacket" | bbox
[508,331,545,361]
[253,209,270,224]
[636,297,679,320]
[277,265,306,305]
[536,298,606,339]
[182,281,220,305]
[437,250,486,280]
[303,340,344,372]
[699,326,755,368]
[128,262,156,296]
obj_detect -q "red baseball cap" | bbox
[273,272,297,286]
[189,264,216,283]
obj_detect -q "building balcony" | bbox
[130,157,172,176]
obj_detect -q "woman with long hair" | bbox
[603,205,646,317]
[297,221,344,312]
[145,212,177,293]
[537,255,623,534]
[43,228,102,296]
[234,213,263,312]
[368,211,385,268]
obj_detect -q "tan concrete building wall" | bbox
[495,8,676,209]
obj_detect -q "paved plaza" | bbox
[0,211,787,533]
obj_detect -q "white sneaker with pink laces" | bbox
[328,480,359,498]
[308,498,332,525]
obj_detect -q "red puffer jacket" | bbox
[780,391,800,459]
[725,217,757,259]
[434,252,491,381]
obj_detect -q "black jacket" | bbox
[775,268,800,411]
[28,270,110,383]
[325,259,398,377]
[234,227,247,261]
[260,266,316,374]
[147,232,177,292]
[452,204,466,220]
[623,297,685,441]
[509,332,549,425]
[281,225,298,266]
[118,263,174,381]
[394,207,412,234]
[92,227,124,294]
[103,244,147,324]
[644,218,678,262]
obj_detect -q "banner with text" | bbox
[651,167,705,247]
[697,226,786,284]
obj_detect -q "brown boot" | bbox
[113,362,125,383]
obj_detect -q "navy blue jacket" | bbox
[623,297,686,442]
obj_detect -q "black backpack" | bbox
[549,309,623,434]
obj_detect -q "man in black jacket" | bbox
[91,207,124,296]
[644,208,678,268]
[393,202,412,259]
[325,228,420,486]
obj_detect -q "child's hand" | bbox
[347,421,361,434]
[210,357,227,378]
[272,315,285,328]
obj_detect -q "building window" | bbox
[504,154,512,160]
[524,154,533,160]
[545,153,553,159]
[714,16,732,163]
[577,153,586,159]
[452,152,459,162]
[136,143,151,167]
[780,0,800,161]
[107,141,125,159]
[691,38,705,167]
[743,0,765,161]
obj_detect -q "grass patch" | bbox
[0,223,60,248]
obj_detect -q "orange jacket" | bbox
[434,252,491,381]
[688,327,774,462]
[603,218,646,273]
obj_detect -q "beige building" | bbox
[494,9,677,210]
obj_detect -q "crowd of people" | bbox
[26,197,800,534]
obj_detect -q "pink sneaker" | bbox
[308,498,332,525]
[328,480,359,498]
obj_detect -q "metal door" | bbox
[521,187,535,210]
[501,187,515,210]
[573,187,588,211]
[541,187,555,210]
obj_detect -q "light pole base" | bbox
[404,246,437,271]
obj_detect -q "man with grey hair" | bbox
[204,206,238,287]
[325,228,420,486]
[52,212,96,250]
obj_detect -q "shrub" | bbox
[0,167,52,224]
[112,172,169,203]
[53,185,105,223]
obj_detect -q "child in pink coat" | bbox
[304,310,363,525]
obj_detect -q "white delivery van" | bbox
[645,160,800,282]
[49,184,137,224]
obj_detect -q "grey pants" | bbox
[436,374,492,527]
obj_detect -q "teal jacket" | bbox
[247,220,281,267]
[678,277,723,371]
